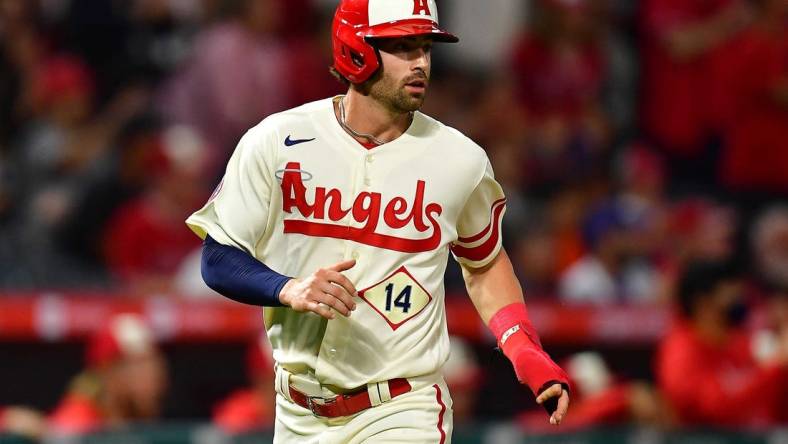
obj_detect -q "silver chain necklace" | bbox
[338,97,386,146]
[339,97,415,146]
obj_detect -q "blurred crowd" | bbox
[0,0,342,291]
[0,0,787,439]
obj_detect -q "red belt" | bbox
[288,378,412,418]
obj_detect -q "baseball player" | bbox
[187,0,570,442]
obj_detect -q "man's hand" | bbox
[462,252,570,425]
[535,383,570,425]
[279,259,358,319]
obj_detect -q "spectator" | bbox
[749,207,788,404]
[752,281,788,423]
[49,314,168,436]
[546,185,588,276]
[102,125,206,292]
[284,6,344,106]
[614,144,672,301]
[16,54,98,209]
[718,0,788,196]
[122,0,199,86]
[509,0,611,195]
[655,260,788,426]
[513,224,560,298]
[462,77,529,149]
[667,198,736,265]
[439,0,525,68]
[751,206,788,292]
[615,144,666,214]
[54,113,165,270]
[0,0,46,153]
[511,0,607,126]
[0,55,106,287]
[157,0,308,167]
[559,200,660,304]
[213,335,276,434]
[0,51,151,287]
[486,139,532,249]
[659,198,738,304]
[614,144,669,249]
[640,0,752,190]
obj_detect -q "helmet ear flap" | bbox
[333,28,380,84]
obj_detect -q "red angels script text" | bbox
[280,162,443,252]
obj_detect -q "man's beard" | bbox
[368,72,427,114]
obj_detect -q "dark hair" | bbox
[328,66,351,87]
[677,260,740,317]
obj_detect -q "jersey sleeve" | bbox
[450,159,507,268]
[186,125,276,255]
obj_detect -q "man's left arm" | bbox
[462,249,570,425]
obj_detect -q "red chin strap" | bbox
[488,303,570,398]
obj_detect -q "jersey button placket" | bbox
[363,153,374,188]
[352,154,366,260]
[344,153,365,261]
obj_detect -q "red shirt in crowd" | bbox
[48,394,103,435]
[719,25,788,192]
[103,197,200,282]
[655,322,787,427]
[213,389,274,434]
[640,0,735,154]
[510,33,604,121]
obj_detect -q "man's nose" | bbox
[412,48,429,70]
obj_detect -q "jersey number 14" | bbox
[356,266,432,330]
[384,283,412,313]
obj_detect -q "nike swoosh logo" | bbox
[284,135,316,147]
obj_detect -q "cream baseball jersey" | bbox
[186,97,506,389]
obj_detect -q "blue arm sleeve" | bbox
[201,235,290,307]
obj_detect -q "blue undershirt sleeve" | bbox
[201,235,290,307]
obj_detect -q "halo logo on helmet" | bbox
[332,0,459,84]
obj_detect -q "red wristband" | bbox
[488,303,569,396]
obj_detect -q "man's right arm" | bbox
[201,235,290,307]
[201,235,358,319]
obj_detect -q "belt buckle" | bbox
[306,396,335,415]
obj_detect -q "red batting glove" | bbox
[489,303,570,401]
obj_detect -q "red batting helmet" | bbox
[332,0,459,84]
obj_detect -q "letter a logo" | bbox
[412,0,431,16]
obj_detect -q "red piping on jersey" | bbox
[456,198,507,243]
[434,384,447,444]
[451,199,506,261]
